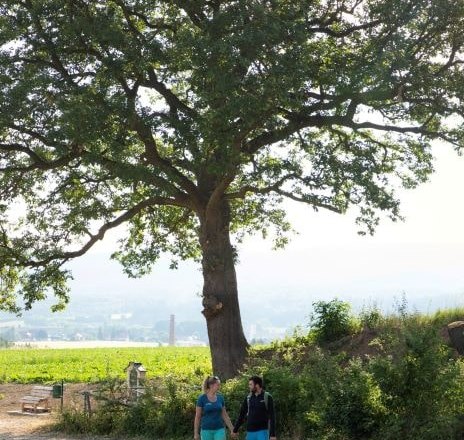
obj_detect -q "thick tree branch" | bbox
[144,69,198,118]
[244,120,310,155]
[226,182,342,213]
[435,42,464,75]
[243,108,441,155]
[3,196,187,269]
[131,118,201,205]
[225,174,299,200]
[0,139,195,209]
[24,0,77,87]
[114,0,146,42]
[0,142,82,172]
[7,124,66,148]
[167,0,208,28]
[226,169,343,213]
[309,20,382,38]
[274,189,343,213]
[92,153,192,204]
[0,143,48,164]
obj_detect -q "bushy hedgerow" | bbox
[57,305,464,439]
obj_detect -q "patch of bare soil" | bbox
[327,327,381,358]
[0,383,117,440]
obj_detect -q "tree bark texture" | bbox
[199,198,249,379]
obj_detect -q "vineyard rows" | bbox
[0,346,211,383]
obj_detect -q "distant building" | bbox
[176,336,207,347]
[73,333,84,341]
[0,320,24,329]
[110,313,133,321]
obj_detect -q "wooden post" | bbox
[83,391,91,415]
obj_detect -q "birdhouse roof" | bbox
[124,361,147,372]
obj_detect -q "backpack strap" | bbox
[247,391,271,414]
[263,391,270,411]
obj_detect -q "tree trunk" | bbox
[199,198,249,380]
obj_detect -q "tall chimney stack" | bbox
[169,314,175,346]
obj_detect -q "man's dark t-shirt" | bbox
[233,391,276,437]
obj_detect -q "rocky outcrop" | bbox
[447,321,464,355]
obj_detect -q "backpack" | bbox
[247,391,271,415]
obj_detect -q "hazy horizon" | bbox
[1,142,464,332]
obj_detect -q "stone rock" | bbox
[447,321,464,355]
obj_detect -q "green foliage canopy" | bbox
[0,0,463,312]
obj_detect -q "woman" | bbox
[194,375,234,440]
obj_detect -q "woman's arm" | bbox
[222,407,234,432]
[194,406,202,440]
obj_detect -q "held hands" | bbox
[228,425,237,439]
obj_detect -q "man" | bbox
[232,376,276,440]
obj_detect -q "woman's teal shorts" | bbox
[200,428,226,440]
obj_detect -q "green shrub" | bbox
[55,410,93,434]
[295,349,339,438]
[260,366,301,435]
[56,377,196,438]
[324,359,386,438]
[220,375,250,423]
[360,303,383,329]
[370,322,464,440]
[310,299,358,343]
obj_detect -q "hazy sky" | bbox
[62,141,464,325]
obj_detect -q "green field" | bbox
[0,346,211,383]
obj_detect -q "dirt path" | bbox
[0,413,111,439]
[0,384,118,440]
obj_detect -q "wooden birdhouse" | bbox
[124,361,147,399]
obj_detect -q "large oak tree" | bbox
[0,0,463,378]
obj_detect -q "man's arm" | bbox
[268,394,276,439]
[233,397,248,434]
